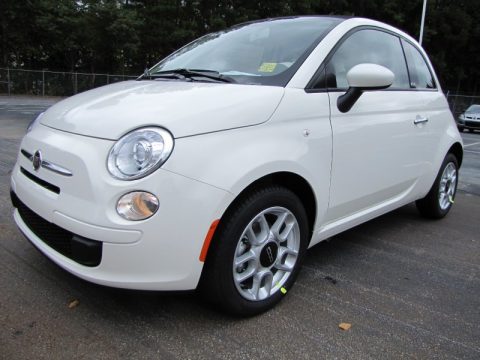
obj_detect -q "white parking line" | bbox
[465,150,480,154]
[464,141,480,148]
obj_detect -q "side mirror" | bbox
[337,64,394,113]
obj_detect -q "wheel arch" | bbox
[448,142,463,167]
[203,171,317,265]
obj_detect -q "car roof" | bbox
[233,16,420,48]
[233,15,351,28]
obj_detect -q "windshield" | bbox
[148,17,343,86]
[466,105,480,113]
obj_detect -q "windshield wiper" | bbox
[139,68,235,83]
[138,68,186,81]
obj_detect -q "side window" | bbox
[323,29,410,89]
[402,39,436,89]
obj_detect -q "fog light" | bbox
[117,191,159,221]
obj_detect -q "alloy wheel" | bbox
[438,162,457,210]
[232,206,300,301]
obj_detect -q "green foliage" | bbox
[0,0,478,92]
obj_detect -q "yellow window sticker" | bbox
[258,62,277,73]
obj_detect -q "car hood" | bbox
[40,80,285,140]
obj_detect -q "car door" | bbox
[318,28,430,222]
[401,38,445,183]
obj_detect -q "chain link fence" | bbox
[1,67,479,116]
[446,93,480,118]
[0,68,138,97]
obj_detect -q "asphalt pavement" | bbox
[459,131,480,195]
[0,96,479,359]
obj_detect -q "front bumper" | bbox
[458,118,480,129]
[11,124,233,290]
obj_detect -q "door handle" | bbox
[414,115,429,125]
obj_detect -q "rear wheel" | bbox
[200,186,309,316]
[416,153,458,219]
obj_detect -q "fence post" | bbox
[74,72,78,94]
[7,68,11,96]
[42,70,45,96]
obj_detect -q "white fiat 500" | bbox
[11,16,463,315]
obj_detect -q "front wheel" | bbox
[416,153,458,219]
[199,186,309,316]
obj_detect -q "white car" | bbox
[11,16,463,315]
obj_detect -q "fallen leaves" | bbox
[338,322,352,331]
[68,299,80,309]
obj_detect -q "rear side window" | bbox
[323,29,410,90]
[402,40,436,89]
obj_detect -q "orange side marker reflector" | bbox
[199,219,220,262]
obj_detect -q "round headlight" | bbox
[107,127,174,180]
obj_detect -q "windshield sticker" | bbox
[258,63,277,73]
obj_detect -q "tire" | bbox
[199,186,309,316]
[416,153,458,219]
[457,126,464,132]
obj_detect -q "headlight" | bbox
[459,114,465,120]
[107,127,174,180]
[117,191,159,220]
[27,112,44,132]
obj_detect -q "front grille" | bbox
[11,191,102,267]
[465,121,480,128]
[21,167,60,194]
